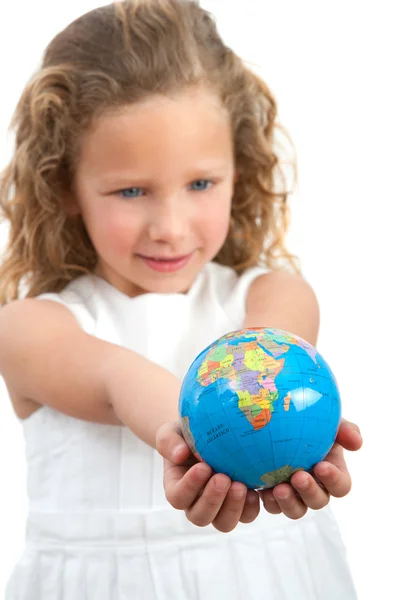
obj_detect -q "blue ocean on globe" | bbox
[179,327,341,489]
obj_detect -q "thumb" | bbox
[335,418,363,451]
[156,420,191,464]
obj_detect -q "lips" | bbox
[137,252,193,273]
[139,255,188,261]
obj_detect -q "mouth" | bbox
[139,254,189,261]
[137,252,194,273]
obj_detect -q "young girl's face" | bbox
[72,86,236,297]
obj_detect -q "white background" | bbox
[0,1,399,598]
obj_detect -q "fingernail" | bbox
[173,445,187,460]
[318,464,329,477]
[347,421,362,436]
[215,478,230,492]
[296,478,309,490]
[276,490,290,500]
[231,486,246,499]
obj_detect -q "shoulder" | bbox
[0,296,83,347]
[246,270,318,309]
[0,275,95,336]
[245,271,320,345]
[0,295,74,324]
[0,297,84,418]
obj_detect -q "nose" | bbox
[148,199,189,243]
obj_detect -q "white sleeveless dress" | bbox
[5,262,357,600]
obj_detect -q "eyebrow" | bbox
[98,163,231,186]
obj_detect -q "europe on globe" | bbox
[179,328,341,489]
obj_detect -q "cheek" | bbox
[86,203,139,255]
[197,199,231,248]
[107,218,135,255]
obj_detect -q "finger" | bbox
[239,490,261,523]
[313,461,352,498]
[185,473,232,527]
[291,471,330,510]
[272,483,308,520]
[323,442,348,471]
[156,420,191,464]
[211,481,248,533]
[259,488,283,515]
[164,460,213,510]
[335,418,363,451]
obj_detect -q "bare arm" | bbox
[244,271,320,345]
[0,299,180,447]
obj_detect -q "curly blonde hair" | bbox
[0,0,300,304]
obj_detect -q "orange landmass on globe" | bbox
[284,391,291,411]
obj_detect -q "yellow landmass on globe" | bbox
[244,346,279,374]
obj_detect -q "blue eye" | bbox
[119,188,144,199]
[191,179,212,191]
[117,179,213,199]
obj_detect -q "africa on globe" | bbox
[179,328,341,489]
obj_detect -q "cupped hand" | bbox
[259,418,363,519]
[156,417,363,528]
[156,420,260,533]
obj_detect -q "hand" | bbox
[156,420,261,533]
[259,418,363,519]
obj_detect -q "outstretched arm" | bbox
[0,298,181,447]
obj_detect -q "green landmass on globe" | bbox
[260,465,305,488]
[179,327,341,489]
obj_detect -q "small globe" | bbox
[179,327,341,489]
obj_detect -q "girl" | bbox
[0,1,362,598]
